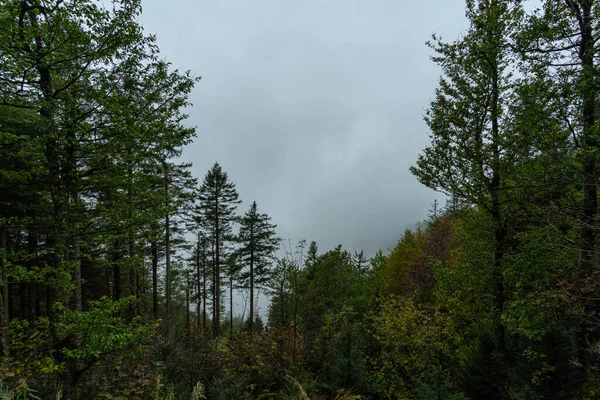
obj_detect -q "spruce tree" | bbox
[238,201,279,332]
[192,233,211,332]
[198,162,240,336]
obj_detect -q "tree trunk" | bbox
[113,251,121,301]
[280,283,285,327]
[196,236,201,332]
[574,0,598,386]
[128,164,137,317]
[214,198,220,336]
[490,61,505,356]
[203,241,207,333]
[165,209,171,325]
[229,277,233,334]
[27,231,38,323]
[186,272,191,340]
[71,196,82,313]
[129,247,137,316]
[165,165,172,326]
[293,268,298,364]
[127,146,138,318]
[0,228,8,355]
[211,237,217,336]
[249,227,254,333]
[151,240,158,320]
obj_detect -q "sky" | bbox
[138,0,468,258]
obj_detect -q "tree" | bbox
[224,252,241,334]
[238,201,279,332]
[192,233,211,332]
[410,0,523,364]
[517,0,600,387]
[0,0,198,393]
[304,241,319,279]
[197,162,240,336]
[162,162,196,327]
[353,250,369,276]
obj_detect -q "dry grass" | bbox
[191,381,206,400]
[55,384,63,400]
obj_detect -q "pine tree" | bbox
[0,0,198,389]
[162,162,197,327]
[197,162,240,336]
[352,250,369,276]
[224,252,241,334]
[238,201,279,332]
[305,241,319,276]
[192,233,211,333]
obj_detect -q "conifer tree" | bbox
[192,233,211,332]
[224,252,241,334]
[197,162,240,336]
[238,201,279,332]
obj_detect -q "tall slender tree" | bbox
[198,162,240,336]
[192,233,211,332]
[238,201,279,332]
[410,0,522,364]
[225,252,241,334]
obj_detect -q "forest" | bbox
[1,0,600,398]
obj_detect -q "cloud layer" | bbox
[140,0,467,256]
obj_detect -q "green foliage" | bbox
[54,297,156,362]
[2,0,600,398]
[417,366,467,400]
[196,162,241,336]
[238,202,279,289]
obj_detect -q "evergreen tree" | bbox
[238,201,279,332]
[352,250,369,276]
[197,162,240,336]
[192,233,211,332]
[305,241,319,279]
[0,0,198,392]
[224,252,241,334]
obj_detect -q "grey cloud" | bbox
[140,0,465,258]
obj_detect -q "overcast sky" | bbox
[139,0,467,258]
